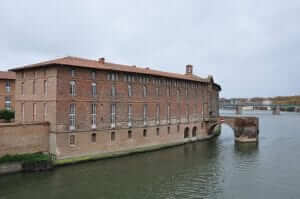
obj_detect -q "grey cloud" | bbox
[0,0,299,98]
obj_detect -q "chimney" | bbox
[185,64,193,75]
[98,57,105,64]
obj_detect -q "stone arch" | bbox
[192,126,197,137]
[208,122,235,137]
[184,127,189,138]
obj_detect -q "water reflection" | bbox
[1,111,300,199]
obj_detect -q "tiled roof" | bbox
[9,56,221,88]
[0,71,16,80]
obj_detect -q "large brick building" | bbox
[0,71,16,111]
[10,56,221,159]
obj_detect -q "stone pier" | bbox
[208,116,259,143]
[272,105,280,115]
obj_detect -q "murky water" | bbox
[1,111,300,199]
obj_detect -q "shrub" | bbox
[0,152,50,164]
[0,109,15,121]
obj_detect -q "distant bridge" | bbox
[220,104,300,115]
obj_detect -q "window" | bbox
[70,81,76,96]
[111,73,115,81]
[167,104,171,124]
[177,89,180,97]
[128,104,132,127]
[156,87,159,96]
[69,104,76,130]
[156,128,160,136]
[44,80,48,96]
[156,104,160,124]
[70,135,75,145]
[44,103,47,121]
[128,84,132,97]
[109,72,118,81]
[32,80,36,95]
[128,130,132,139]
[91,133,96,143]
[168,126,171,134]
[111,104,116,128]
[21,103,25,121]
[33,103,36,121]
[91,104,97,129]
[177,125,180,133]
[143,129,147,137]
[167,87,170,97]
[5,80,10,93]
[186,104,189,121]
[111,132,115,141]
[91,71,96,80]
[177,103,181,121]
[21,82,24,96]
[143,104,147,126]
[71,69,75,77]
[92,83,97,97]
[5,97,11,110]
[143,86,147,97]
[111,85,116,97]
[186,88,188,97]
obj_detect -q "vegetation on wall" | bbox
[0,152,50,164]
[0,109,15,121]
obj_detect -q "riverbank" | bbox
[0,133,219,175]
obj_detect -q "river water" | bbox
[1,110,300,199]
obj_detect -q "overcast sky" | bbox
[0,0,299,98]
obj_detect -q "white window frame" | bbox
[33,103,37,121]
[5,80,11,93]
[21,103,25,122]
[69,104,76,130]
[167,104,171,124]
[128,104,132,127]
[143,104,147,126]
[156,104,160,124]
[111,104,116,128]
[70,81,76,97]
[91,71,96,80]
[91,104,97,129]
[71,69,75,77]
[5,97,11,110]
[92,82,97,97]
[111,85,116,97]
[143,86,147,97]
[44,80,48,96]
[44,103,47,121]
[21,82,24,96]
[128,84,132,97]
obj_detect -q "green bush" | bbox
[0,152,51,164]
[0,109,15,121]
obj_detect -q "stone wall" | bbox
[0,122,49,157]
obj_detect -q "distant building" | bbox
[262,100,272,106]
[0,71,16,111]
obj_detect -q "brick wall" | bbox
[56,122,209,159]
[0,122,49,157]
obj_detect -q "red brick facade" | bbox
[11,57,221,158]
